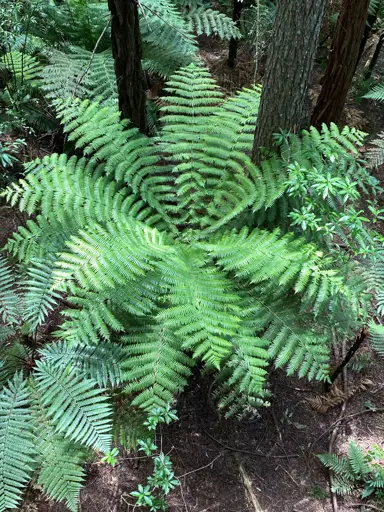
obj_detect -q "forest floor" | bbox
[3,37,384,512]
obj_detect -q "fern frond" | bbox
[214,333,271,417]
[41,46,116,104]
[366,132,384,168]
[0,373,35,512]
[31,381,86,512]
[112,401,148,450]
[0,51,42,85]
[0,255,21,326]
[364,83,384,102]
[349,442,370,478]
[157,248,241,366]
[34,361,112,452]
[140,0,197,76]
[317,452,352,477]
[122,319,193,411]
[5,214,79,264]
[369,322,384,356]
[22,256,62,332]
[0,344,31,383]
[184,7,241,39]
[39,340,124,388]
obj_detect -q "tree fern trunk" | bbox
[108,0,147,133]
[311,0,370,128]
[252,0,326,164]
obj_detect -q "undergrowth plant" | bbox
[131,405,179,511]
[319,442,384,499]
[1,63,383,511]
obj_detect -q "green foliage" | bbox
[183,7,241,39]
[34,361,112,452]
[274,124,382,259]
[0,373,35,512]
[131,405,179,511]
[3,64,373,425]
[0,257,116,510]
[319,442,384,499]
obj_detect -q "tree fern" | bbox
[0,373,36,512]
[3,63,373,422]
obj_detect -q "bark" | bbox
[228,0,243,68]
[364,31,384,80]
[356,6,379,70]
[107,0,147,133]
[252,0,327,164]
[311,0,370,128]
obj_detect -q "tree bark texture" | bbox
[107,0,147,133]
[252,0,327,164]
[311,0,370,128]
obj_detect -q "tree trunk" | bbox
[311,0,370,128]
[364,31,384,80]
[356,5,379,70]
[107,0,147,133]
[228,0,243,68]
[252,0,327,164]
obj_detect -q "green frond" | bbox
[41,46,116,104]
[53,217,170,293]
[22,256,62,333]
[0,373,36,512]
[366,132,384,168]
[0,51,42,85]
[140,0,197,75]
[5,214,79,264]
[214,334,271,417]
[157,248,241,366]
[184,7,241,40]
[39,340,124,388]
[364,83,384,102]
[0,344,31,383]
[369,322,384,356]
[31,382,86,512]
[0,255,21,326]
[349,442,370,478]
[317,452,352,477]
[112,401,148,450]
[34,361,112,452]
[122,320,193,411]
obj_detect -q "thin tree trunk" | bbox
[311,0,370,128]
[252,0,327,164]
[356,5,379,70]
[107,0,147,133]
[364,31,384,80]
[228,0,243,68]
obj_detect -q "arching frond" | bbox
[0,373,35,512]
[34,361,112,452]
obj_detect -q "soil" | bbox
[4,31,384,512]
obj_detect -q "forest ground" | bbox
[3,37,384,512]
